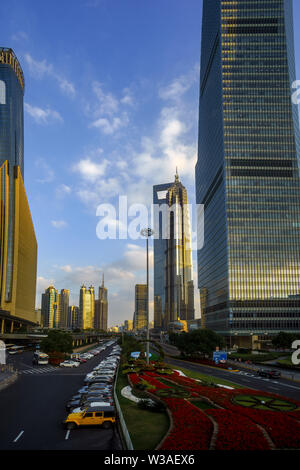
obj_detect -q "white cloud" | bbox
[73,157,108,182]
[92,81,119,116]
[51,220,68,229]
[25,103,63,125]
[56,184,72,198]
[24,53,75,97]
[91,114,129,134]
[159,66,199,101]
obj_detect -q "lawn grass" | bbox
[115,368,170,450]
[172,365,245,389]
[190,399,217,410]
[229,352,286,362]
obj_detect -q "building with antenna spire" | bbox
[94,274,108,331]
[153,171,194,330]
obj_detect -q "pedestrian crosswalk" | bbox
[18,366,57,375]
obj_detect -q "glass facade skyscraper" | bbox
[0,48,37,331]
[196,0,300,345]
[153,172,195,330]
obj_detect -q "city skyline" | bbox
[1,0,300,328]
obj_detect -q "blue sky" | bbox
[2,0,300,327]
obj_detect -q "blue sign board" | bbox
[130,351,152,359]
[213,351,227,363]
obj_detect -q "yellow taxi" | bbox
[63,405,116,430]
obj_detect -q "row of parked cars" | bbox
[59,342,114,368]
[63,341,121,430]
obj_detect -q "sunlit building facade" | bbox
[41,286,60,329]
[79,285,95,330]
[0,48,37,333]
[196,0,300,346]
[133,284,148,331]
[94,274,108,331]
[153,172,195,330]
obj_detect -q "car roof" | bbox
[85,406,115,412]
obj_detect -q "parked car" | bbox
[60,360,80,368]
[63,406,116,430]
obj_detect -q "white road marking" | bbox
[13,431,24,442]
[65,430,70,440]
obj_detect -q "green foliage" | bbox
[272,331,300,349]
[169,328,225,357]
[40,330,73,354]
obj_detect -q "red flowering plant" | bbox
[160,399,213,450]
[207,409,270,450]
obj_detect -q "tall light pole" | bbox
[141,227,154,365]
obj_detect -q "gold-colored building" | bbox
[0,163,37,332]
[133,284,148,331]
[79,285,95,330]
[0,48,37,334]
[41,286,61,328]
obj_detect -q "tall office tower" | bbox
[79,285,95,330]
[196,0,300,347]
[124,320,133,331]
[68,305,80,329]
[59,289,69,328]
[0,48,37,334]
[41,286,60,328]
[133,284,148,331]
[94,274,108,331]
[153,171,195,331]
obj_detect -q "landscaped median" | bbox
[116,357,300,450]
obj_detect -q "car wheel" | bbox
[66,422,76,430]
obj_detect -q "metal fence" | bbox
[114,365,134,450]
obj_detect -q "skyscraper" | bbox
[59,289,69,328]
[153,172,194,330]
[94,274,108,331]
[41,286,60,328]
[196,0,300,347]
[79,285,95,330]
[0,48,37,333]
[133,284,148,331]
[68,305,80,330]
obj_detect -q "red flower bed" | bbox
[207,409,270,450]
[127,369,300,450]
[160,399,213,450]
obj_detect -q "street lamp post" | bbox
[141,227,154,365]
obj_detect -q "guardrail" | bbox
[113,365,134,450]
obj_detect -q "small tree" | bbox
[40,330,73,355]
[169,329,225,357]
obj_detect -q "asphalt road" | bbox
[165,356,300,401]
[0,344,123,450]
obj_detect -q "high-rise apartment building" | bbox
[0,48,37,334]
[196,0,300,347]
[79,285,95,330]
[94,274,108,331]
[153,172,194,330]
[133,284,148,331]
[68,305,80,330]
[59,289,69,328]
[41,286,60,328]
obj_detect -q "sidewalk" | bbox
[0,366,18,391]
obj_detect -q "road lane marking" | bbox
[65,430,70,440]
[13,431,24,442]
